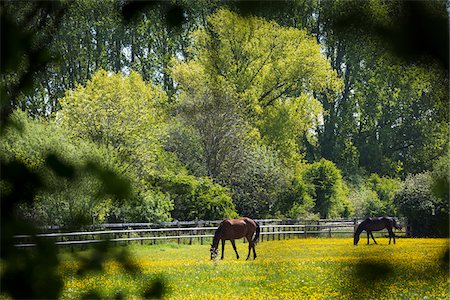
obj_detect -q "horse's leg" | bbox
[388,228,395,245]
[370,232,377,244]
[230,239,239,259]
[246,239,252,260]
[252,241,257,259]
[221,239,225,260]
[367,232,370,244]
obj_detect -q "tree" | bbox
[365,174,401,216]
[59,69,236,221]
[1,110,174,226]
[430,154,449,208]
[394,173,437,237]
[59,69,178,222]
[9,0,216,118]
[302,159,351,218]
[59,69,169,173]
[275,174,316,219]
[429,154,449,236]
[171,8,341,176]
[309,0,449,178]
[150,172,236,221]
[223,143,289,218]
[352,56,448,177]
[348,185,382,218]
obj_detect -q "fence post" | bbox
[328,225,332,238]
[259,222,262,242]
[353,218,357,234]
[305,221,308,238]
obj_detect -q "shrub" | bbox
[150,173,237,221]
[1,110,174,227]
[302,159,351,218]
[394,172,445,236]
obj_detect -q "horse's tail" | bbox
[393,218,402,230]
[253,222,260,244]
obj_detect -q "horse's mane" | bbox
[213,222,224,240]
[355,220,366,235]
[392,218,402,229]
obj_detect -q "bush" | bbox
[221,144,288,218]
[349,185,383,218]
[302,159,351,218]
[150,173,237,221]
[430,154,449,236]
[430,154,449,214]
[112,190,173,223]
[394,172,446,237]
[349,174,401,218]
[1,110,174,227]
[275,175,316,219]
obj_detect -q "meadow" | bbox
[60,238,449,299]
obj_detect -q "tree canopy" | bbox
[2,0,448,227]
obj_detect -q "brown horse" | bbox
[354,217,402,245]
[210,217,260,260]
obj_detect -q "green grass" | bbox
[59,238,449,299]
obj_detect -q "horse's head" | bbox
[354,233,360,245]
[210,245,218,260]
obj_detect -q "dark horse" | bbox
[354,217,402,245]
[210,217,260,260]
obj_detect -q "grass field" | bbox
[60,238,449,299]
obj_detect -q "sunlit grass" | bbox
[59,238,449,299]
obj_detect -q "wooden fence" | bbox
[13,218,407,248]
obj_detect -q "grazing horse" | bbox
[354,217,402,245]
[210,217,260,260]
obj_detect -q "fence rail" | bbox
[14,218,407,248]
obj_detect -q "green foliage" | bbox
[165,122,207,177]
[222,144,288,218]
[59,69,236,221]
[394,173,434,220]
[302,159,351,218]
[60,69,168,155]
[429,154,449,236]
[1,110,111,226]
[275,175,316,219]
[170,8,344,219]
[353,56,448,177]
[365,174,401,216]
[4,0,447,226]
[12,0,206,116]
[1,110,173,226]
[394,172,447,236]
[313,0,449,178]
[171,8,341,172]
[151,173,237,221]
[348,185,383,218]
[113,190,173,223]
[430,153,450,210]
